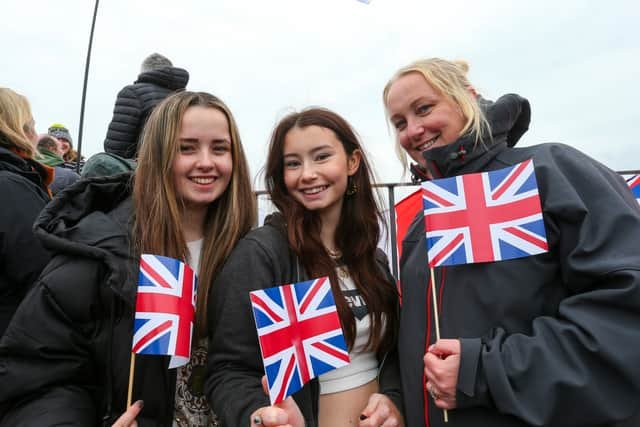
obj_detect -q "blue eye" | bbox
[393,120,407,131]
[417,104,432,114]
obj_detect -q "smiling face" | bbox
[283,125,360,224]
[386,72,466,169]
[172,106,233,216]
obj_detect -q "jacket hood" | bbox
[135,66,189,91]
[422,93,531,178]
[0,146,52,191]
[34,173,135,293]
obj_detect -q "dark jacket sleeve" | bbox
[206,234,278,426]
[103,86,143,159]
[374,249,404,417]
[0,175,50,336]
[456,145,640,426]
[0,256,102,425]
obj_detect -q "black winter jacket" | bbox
[0,174,177,426]
[399,94,640,426]
[0,146,51,336]
[103,66,189,158]
[206,214,403,426]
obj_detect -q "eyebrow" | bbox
[283,144,334,157]
[179,138,230,144]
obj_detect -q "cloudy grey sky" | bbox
[4,0,640,187]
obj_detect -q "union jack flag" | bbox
[250,277,350,404]
[132,254,197,368]
[422,159,548,266]
[624,174,640,205]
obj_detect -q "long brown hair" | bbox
[133,91,256,340]
[265,107,398,353]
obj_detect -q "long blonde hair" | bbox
[382,58,491,172]
[133,91,256,339]
[0,88,36,157]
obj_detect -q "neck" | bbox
[182,206,207,242]
[319,203,341,254]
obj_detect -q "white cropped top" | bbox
[318,271,378,395]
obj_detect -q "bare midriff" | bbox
[318,378,378,426]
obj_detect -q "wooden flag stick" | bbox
[127,352,136,408]
[430,267,449,423]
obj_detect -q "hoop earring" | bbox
[346,176,358,196]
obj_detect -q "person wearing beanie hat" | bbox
[103,52,189,159]
[47,123,73,156]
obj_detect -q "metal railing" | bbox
[254,170,640,281]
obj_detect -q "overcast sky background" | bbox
[4,0,640,188]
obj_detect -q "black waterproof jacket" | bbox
[0,174,177,426]
[398,94,640,426]
[206,214,403,426]
[103,66,189,158]
[0,146,51,336]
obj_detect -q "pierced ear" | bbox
[347,149,362,176]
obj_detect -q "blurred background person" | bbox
[103,52,189,159]
[36,135,79,194]
[0,87,51,336]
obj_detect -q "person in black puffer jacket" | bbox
[103,53,189,159]
[0,88,52,337]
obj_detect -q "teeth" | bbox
[418,136,438,151]
[303,186,327,194]
[191,177,214,184]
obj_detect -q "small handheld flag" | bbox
[624,174,640,205]
[132,254,197,368]
[422,159,548,266]
[250,277,350,404]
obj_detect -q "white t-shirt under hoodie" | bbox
[318,268,379,395]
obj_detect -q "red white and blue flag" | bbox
[250,277,350,404]
[422,159,548,266]
[624,174,640,205]
[132,254,197,368]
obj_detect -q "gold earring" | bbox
[346,177,358,196]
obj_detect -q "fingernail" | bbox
[135,400,144,409]
[360,414,367,420]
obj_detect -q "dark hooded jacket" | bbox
[0,146,51,336]
[103,66,189,159]
[0,174,177,426]
[206,214,403,426]
[398,94,640,426]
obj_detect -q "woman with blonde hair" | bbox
[383,57,640,426]
[0,91,256,426]
[0,87,52,336]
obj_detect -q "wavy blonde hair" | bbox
[382,58,491,172]
[0,88,36,157]
[133,91,256,339]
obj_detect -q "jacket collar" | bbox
[418,93,531,179]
